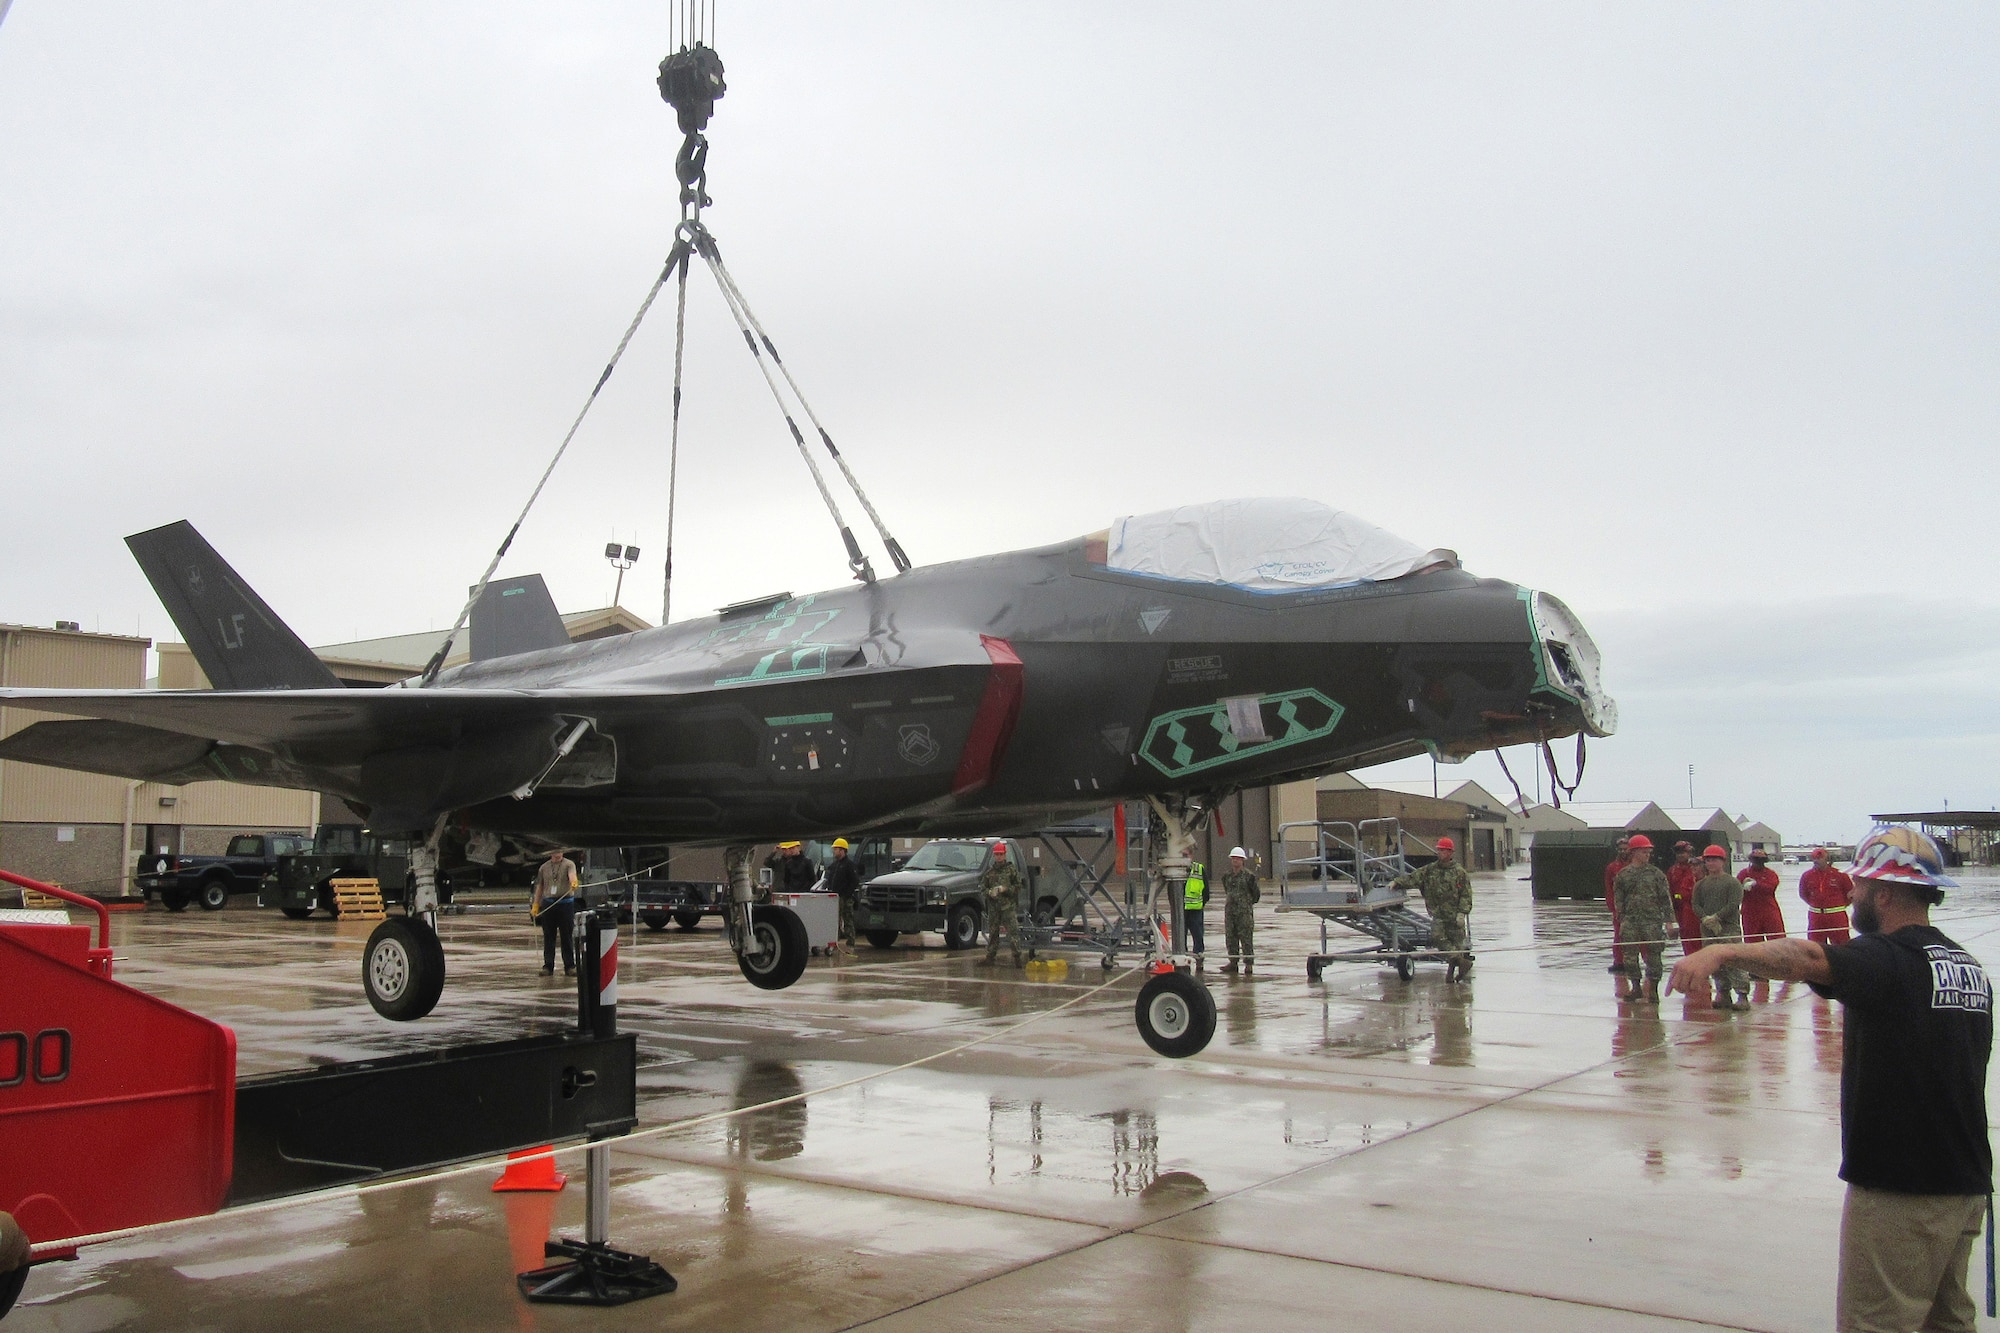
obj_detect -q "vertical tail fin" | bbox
[469,575,570,662]
[126,521,340,691]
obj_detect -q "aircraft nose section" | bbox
[1526,591,1617,738]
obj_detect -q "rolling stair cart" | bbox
[1275,818,1445,981]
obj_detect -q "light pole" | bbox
[1687,764,1694,808]
[605,542,639,608]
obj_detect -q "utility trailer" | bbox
[1010,820,1163,970]
[1274,817,1444,980]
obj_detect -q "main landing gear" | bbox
[364,824,448,1021]
[724,847,810,991]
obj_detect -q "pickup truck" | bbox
[856,837,1042,950]
[264,825,428,920]
[139,832,311,912]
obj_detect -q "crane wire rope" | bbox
[702,239,911,572]
[684,221,877,584]
[417,252,685,686]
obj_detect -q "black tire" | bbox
[1134,971,1217,1058]
[641,912,670,932]
[364,917,446,1021]
[737,905,810,991]
[197,877,230,911]
[162,889,191,912]
[944,902,981,951]
[674,911,703,931]
[1394,955,1413,981]
[865,929,900,949]
[1033,896,1062,928]
[1306,958,1323,982]
[281,907,314,921]
[320,882,340,920]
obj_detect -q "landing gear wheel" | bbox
[197,879,230,911]
[736,905,810,991]
[1394,955,1413,981]
[281,907,314,920]
[674,911,703,931]
[865,929,899,949]
[1134,970,1216,1058]
[162,890,190,912]
[944,902,981,951]
[364,917,446,1021]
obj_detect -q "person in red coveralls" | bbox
[1666,841,1704,955]
[1604,836,1631,972]
[1799,847,1854,945]
[1737,849,1786,943]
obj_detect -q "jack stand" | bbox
[518,910,676,1307]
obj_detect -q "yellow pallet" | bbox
[330,877,387,921]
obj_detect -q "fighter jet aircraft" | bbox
[0,497,1614,1053]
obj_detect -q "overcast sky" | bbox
[3,4,1995,843]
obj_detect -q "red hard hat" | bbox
[1436,837,1454,851]
[1703,844,1728,859]
[1626,834,1653,850]
[991,842,1007,856]
[1812,847,1829,859]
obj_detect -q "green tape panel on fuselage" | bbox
[1138,688,1345,780]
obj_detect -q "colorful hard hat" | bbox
[779,841,800,850]
[1703,844,1728,860]
[1851,825,1957,890]
[832,838,849,849]
[1228,846,1249,859]
[991,841,1008,856]
[1626,834,1653,850]
[1812,847,1830,860]
[1435,837,1455,851]
[1674,840,1693,851]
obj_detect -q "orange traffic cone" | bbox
[492,1145,567,1193]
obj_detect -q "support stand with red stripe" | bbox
[518,909,676,1306]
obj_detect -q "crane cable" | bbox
[418,252,685,687]
[702,238,911,573]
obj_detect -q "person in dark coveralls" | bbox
[1670,825,1991,1332]
[821,837,862,951]
[531,848,579,976]
[977,841,1026,968]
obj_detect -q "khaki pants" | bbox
[1838,1184,1986,1333]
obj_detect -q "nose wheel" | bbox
[1135,970,1216,1058]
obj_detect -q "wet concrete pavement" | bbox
[13,867,2000,1331]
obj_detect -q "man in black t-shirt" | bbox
[1669,824,1990,1333]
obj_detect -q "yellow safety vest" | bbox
[1184,862,1206,910]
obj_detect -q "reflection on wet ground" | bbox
[14,868,2000,1330]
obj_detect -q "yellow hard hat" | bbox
[832,838,850,849]
[779,841,801,850]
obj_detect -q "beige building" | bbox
[3,607,650,897]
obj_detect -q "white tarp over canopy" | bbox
[1105,498,1458,592]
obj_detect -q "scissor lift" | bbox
[1275,817,1442,981]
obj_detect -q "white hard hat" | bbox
[1229,846,1249,859]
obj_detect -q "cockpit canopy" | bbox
[1086,498,1458,593]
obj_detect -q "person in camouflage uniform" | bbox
[1613,835,1677,1003]
[978,841,1026,967]
[1691,846,1751,1010]
[1394,836,1475,981]
[1218,848,1261,974]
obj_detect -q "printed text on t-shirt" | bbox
[1927,946,1992,1013]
